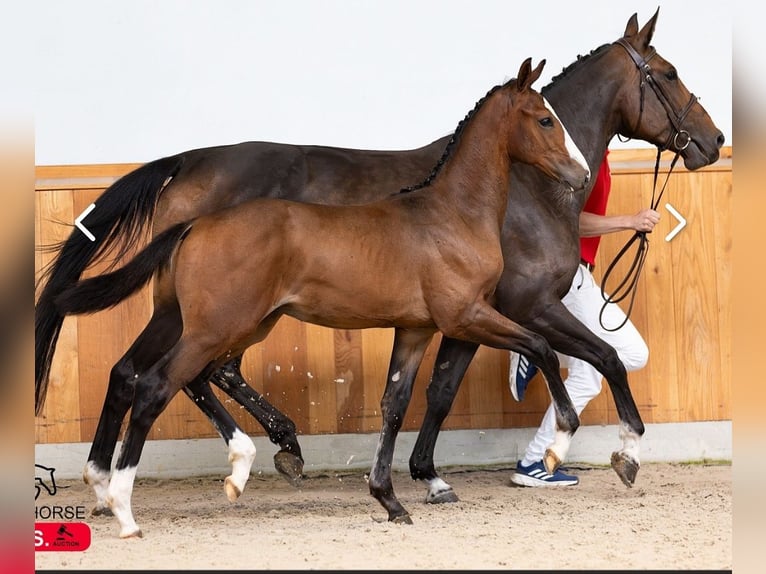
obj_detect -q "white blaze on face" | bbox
[543,97,590,178]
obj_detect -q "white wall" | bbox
[32,0,731,166]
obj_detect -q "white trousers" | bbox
[520,263,648,466]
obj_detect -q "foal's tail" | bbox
[35,155,184,415]
[54,222,191,316]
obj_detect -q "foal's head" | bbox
[505,58,590,191]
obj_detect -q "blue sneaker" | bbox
[509,352,538,401]
[510,460,579,487]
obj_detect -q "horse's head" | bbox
[509,58,590,191]
[610,9,725,169]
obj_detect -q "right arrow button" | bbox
[664,202,686,242]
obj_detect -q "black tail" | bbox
[35,155,184,415]
[54,222,190,316]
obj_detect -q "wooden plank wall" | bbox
[34,147,733,444]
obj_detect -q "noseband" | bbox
[598,39,700,332]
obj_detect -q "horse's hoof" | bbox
[119,528,143,539]
[274,451,304,487]
[610,451,639,488]
[391,514,414,525]
[543,448,562,474]
[425,488,459,505]
[91,505,113,517]
[224,476,242,501]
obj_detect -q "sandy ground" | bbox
[35,462,731,571]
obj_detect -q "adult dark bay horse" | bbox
[35,9,724,515]
[51,58,590,536]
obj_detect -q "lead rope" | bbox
[598,148,681,331]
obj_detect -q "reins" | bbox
[598,38,696,331]
[598,148,680,331]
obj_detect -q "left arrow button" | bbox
[75,203,96,241]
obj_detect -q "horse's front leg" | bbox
[368,328,434,524]
[183,378,256,501]
[529,299,646,487]
[209,356,304,485]
[444,302,580,474]
[409,336,479,504]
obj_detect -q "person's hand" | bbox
[631,208,660,233]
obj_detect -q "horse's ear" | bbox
[516,57,544,92]
[623,12,639,38]
[635,7,659,49]
[516,57,533,90]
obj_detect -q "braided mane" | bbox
[400,79,513,193]
[542,43,611,94]
[400,43,612,194]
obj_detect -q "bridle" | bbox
[599,38,699,332]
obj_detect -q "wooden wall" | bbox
[34,147,732,444]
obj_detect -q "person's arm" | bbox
[579,208,660,237]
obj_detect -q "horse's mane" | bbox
[541,42,611,94]
[400,79,513,194]
[400,43,613,194]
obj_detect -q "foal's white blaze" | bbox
[83,460,111,512]
[106,466,140,538]
[226,429,257,499]
[543,97,590,179]
[618,421,641,463]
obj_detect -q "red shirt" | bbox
[579,150,611,266]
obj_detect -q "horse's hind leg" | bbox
[409,336,480,505]
[209,356,304,485]
[182,377,256,501]
[368,328,434,524]
[83,308,181,516]
[84,358,136,517]
[106,335,218,538]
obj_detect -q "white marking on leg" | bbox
[106,466,140,538]
[225,429,256,500]
[425,477,453,502]
[619,421,641,463]
[543,97,590,177]
[83,460,111,513]
[549,429,573,462]
[391,371,401,382]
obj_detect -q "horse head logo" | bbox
[35,464,58,500]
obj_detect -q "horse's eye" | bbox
[539,117,554,128]
[666,69,678,81]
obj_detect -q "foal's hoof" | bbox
[91,505,113,517]
[425,488,459,505]
[119,528,143,539]
[224,476,242,502]
[391,513,414,525]
[610,451,640,488]
[274,451,304,487]
[543,448,562,474]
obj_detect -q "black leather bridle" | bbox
[598,38,700,332]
